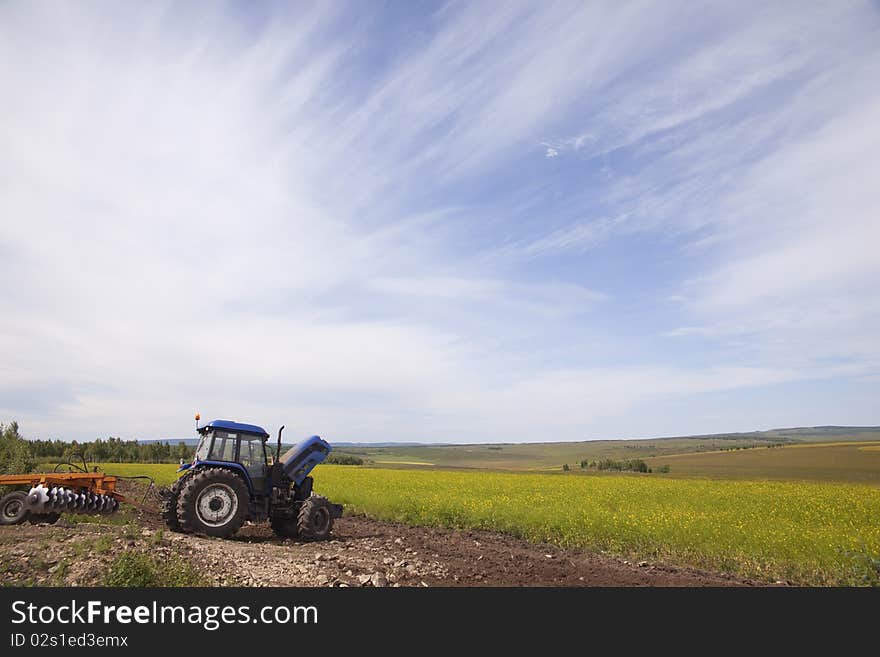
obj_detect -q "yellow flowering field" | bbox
[94,462,182,487]
[315,466,880,585]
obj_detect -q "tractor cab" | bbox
[192,419,270,493]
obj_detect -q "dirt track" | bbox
[0,510,767,587]
[225,515,760,586]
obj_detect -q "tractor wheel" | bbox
[160,474,189,533]
[177,468,248,538]
[270,515,300,539]
[296,495,334,541]
[0,491,30,525]
[28,512,60,525]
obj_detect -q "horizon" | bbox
[17,424,880,447]
[2,2,879,443]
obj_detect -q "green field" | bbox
[94,461,880,585]
[337,438,766,470]
[648,442,880,484]
[335,427,880,474]
[94,462,181,487]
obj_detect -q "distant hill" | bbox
[51,426,879,473]
[136,426,880,449]
[342,426,880,447]
[763,426,880,437]
[330,426,880,471]
[332,441,439,447]
[138,438,438,448]
[144,438,200,446]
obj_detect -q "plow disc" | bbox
[24,484,120,514]
[0,472,127,525]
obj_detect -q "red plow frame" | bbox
[0,470,134,525]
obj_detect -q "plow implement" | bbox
[0,468,140,525]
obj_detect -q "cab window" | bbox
[238,437,266,472]
[194,433,211,461]
[208,431,237,462]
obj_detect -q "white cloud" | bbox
[1,1,878,442]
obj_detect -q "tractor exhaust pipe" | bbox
[276,425,285,463]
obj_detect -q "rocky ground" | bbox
[0,509,768,587]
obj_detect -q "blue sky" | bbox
[1,1,879,443]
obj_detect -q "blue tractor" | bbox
[161,417,342,540]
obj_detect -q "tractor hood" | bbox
[279,435,332,485]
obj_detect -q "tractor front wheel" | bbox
[296,495,335,541]
[0,491,30,525]
[177,468,248,538]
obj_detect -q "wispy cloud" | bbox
[1,1,878,441]
[507,216,625,258]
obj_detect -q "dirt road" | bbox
[0,512,764,586]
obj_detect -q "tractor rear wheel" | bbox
[270,515,300,539]
[161,474,189,533]
[296,495,334,540]
[177,468,248,538]
[0,491,30,525]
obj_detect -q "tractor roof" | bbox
[200,419,269,437]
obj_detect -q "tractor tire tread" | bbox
[177,467,248,538]
[296,495,334,541]
[160,474,189,533]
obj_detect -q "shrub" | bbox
[841,548,880,586]
[103,551,205,587]
[0,421,36,477]
[562,463,570,472]
[150,529,165,546]
[590,458,651,473]
[325,454,364,465]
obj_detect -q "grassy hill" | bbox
[333,426,880,472]
[647,441,880,484]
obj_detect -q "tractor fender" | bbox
[189,460,254,495]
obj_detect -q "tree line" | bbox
[1,421,192,472]
[560,458,671,474]
[1,421,36,474]
[29,436,192,464]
